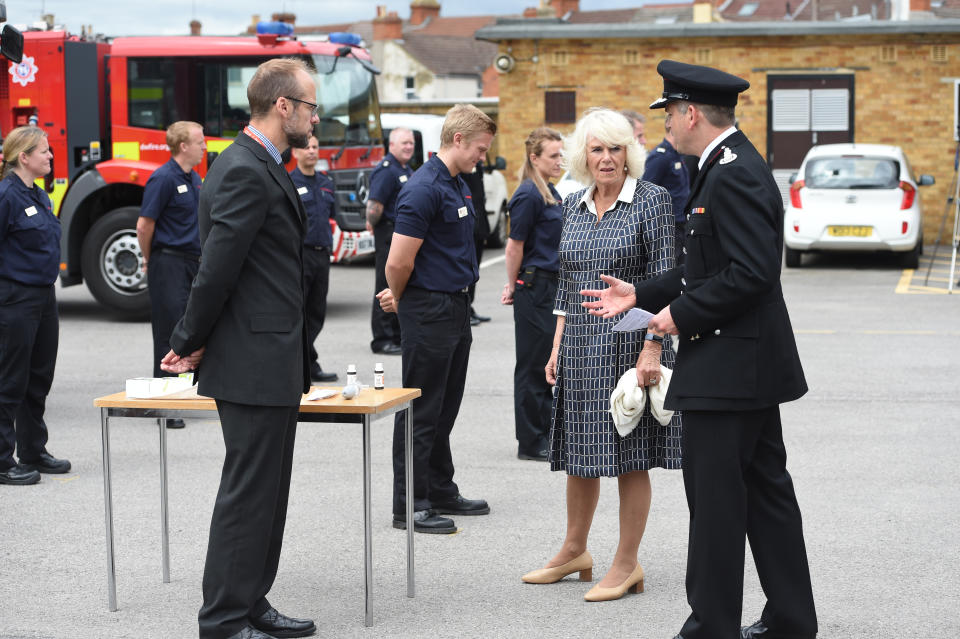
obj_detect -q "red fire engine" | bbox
[0,27,382,314]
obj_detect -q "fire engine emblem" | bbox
[9,55,39,87]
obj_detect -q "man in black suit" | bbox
[161,58,318,639]
[582,60,817,639]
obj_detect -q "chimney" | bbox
[373,10,403,40]
[189,20,201,36]
[910,0,931,11]
[548,0,579,18]
[692,1,716,22]
[410,0,441,26]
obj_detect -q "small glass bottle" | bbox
[374,362,384,390]
[346,364,357,387]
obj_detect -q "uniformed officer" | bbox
[291,134,338,382]
[378,104,495,534]
[582,60,817,639]
[0,126,71,485]
[642,125,690,263]
[366,127,414,355]
[137,121,205,429]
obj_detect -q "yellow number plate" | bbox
[827,226,872,237]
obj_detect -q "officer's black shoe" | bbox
[225,626,276,639]
[310,364,339,383]
[470,315,481,326]
[0,464,41,485]
[518,448,549,462]
[470,307,491,323]
[250,606,316,638]
[432,494,490,516]
[741,620,815,639]
[165,418,186,429]
[376,343,402,356]
[392,509,457,534]
[19,451,71,474]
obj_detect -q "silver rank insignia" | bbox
[719,147,737,165]
[383,160,390,166]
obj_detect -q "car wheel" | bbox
[899,241,920,269]
[81,206,150,316]
[784,247,802,268]
[487,203,508,248]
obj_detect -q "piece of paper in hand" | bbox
[612,307,655,332]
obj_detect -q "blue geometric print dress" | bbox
[549,177,683,477]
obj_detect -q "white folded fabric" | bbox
[609,366,675,437]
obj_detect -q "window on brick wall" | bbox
[545,91,576,124]
[405,76,417,100]
[931,45,947,63]
[624,50,638,65]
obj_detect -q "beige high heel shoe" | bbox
[583,563,644,601]
[521,550,593,584]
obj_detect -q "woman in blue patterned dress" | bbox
[521,108,682,601]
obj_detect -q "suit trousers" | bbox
[512,274,557,455]
[0,279,57,470]
[392,286,471,514]
[198,400,300,639]
[148,251,199,378]
[679,407,817,639]
[370,220,400,351]
[303,246,331,368]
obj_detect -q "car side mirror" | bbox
[918,174,935,186]
[788,172,798,185]
[492,156,506,171]
[1,23,24,64]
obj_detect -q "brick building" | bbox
[478,11,960,239]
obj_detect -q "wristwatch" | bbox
[644,332,664,344]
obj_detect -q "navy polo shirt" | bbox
[0,172,61,286]
[368,152,413,223]
[140,158,202,254]
[290,167,335,249]
[508,179,562,272]
[642,138,690,223]
[394,154,478,293]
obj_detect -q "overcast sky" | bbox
[11,0,687,36]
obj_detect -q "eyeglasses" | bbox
[283,96,319,117]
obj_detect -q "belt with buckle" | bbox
[157,247,201,263]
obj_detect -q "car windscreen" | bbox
[804,156,900,189]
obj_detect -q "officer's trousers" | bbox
[370,220,401,351]
[392,286,471,514]
[148,250,199,377]
[0,279,58,470]
[512,273,557,455]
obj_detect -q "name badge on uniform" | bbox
[457,206,468,218]
[297,186,309,195]
[25,206,37,217]
[399,175,408,183]
[674,162,682,170]
[177,184,189,194]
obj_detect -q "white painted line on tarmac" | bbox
[479,254,506,269]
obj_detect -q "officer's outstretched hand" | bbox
[160,347,205,373]
[377,288,397,314]
[580,274,636,318]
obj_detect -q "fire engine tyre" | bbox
[487,203,508,248]
[81,206,150,316]
[784,246,802,268]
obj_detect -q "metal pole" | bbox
[949,192,959,292]
[926,137,960,285]
[362,415,373,627]
[405,404,415,598]
[159,418,170,583]
[101,409,118,611]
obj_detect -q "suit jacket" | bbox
[634,130,806,411]
[169,133,311,406]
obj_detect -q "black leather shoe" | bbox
[0,464,41,485]
[470,307,491,323]
[741,620,815,639]
[226,626,277,639]
[251,607,316,638]
[470,314,481,326]
[310,364,338,383]
[518,449,549,462]
[432,494,490,516]
[19,451,70,474]
[376,342,402,355]
[392,509,456,534]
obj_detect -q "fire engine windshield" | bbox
[307,55,383,148]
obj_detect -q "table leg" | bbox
[159,418,170,583]
[362,414,373,627]
[101,408,118,611]
[405,404,415,598]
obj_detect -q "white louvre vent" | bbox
[811,89,849,131]
[772,89,810,131]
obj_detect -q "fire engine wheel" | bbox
[81,207,150,316]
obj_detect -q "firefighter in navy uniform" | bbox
[290,134,338,382]
[366,127,415,355]
[642,127,690,264]
[582,60,817,639]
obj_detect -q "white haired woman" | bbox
[521,108,681,601]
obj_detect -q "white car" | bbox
[555,170,586,202]
[784,143,934,268]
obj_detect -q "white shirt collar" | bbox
[698,126,738,170]
[579,175,637,215]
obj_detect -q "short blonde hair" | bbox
[166,121,202,156]
[440,104,496,148]
[1,126,47,179]
[564,107,645,186]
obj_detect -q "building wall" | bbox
[495,31,960,239]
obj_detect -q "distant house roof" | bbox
[407,15,498,37]
[401,33,497,76]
